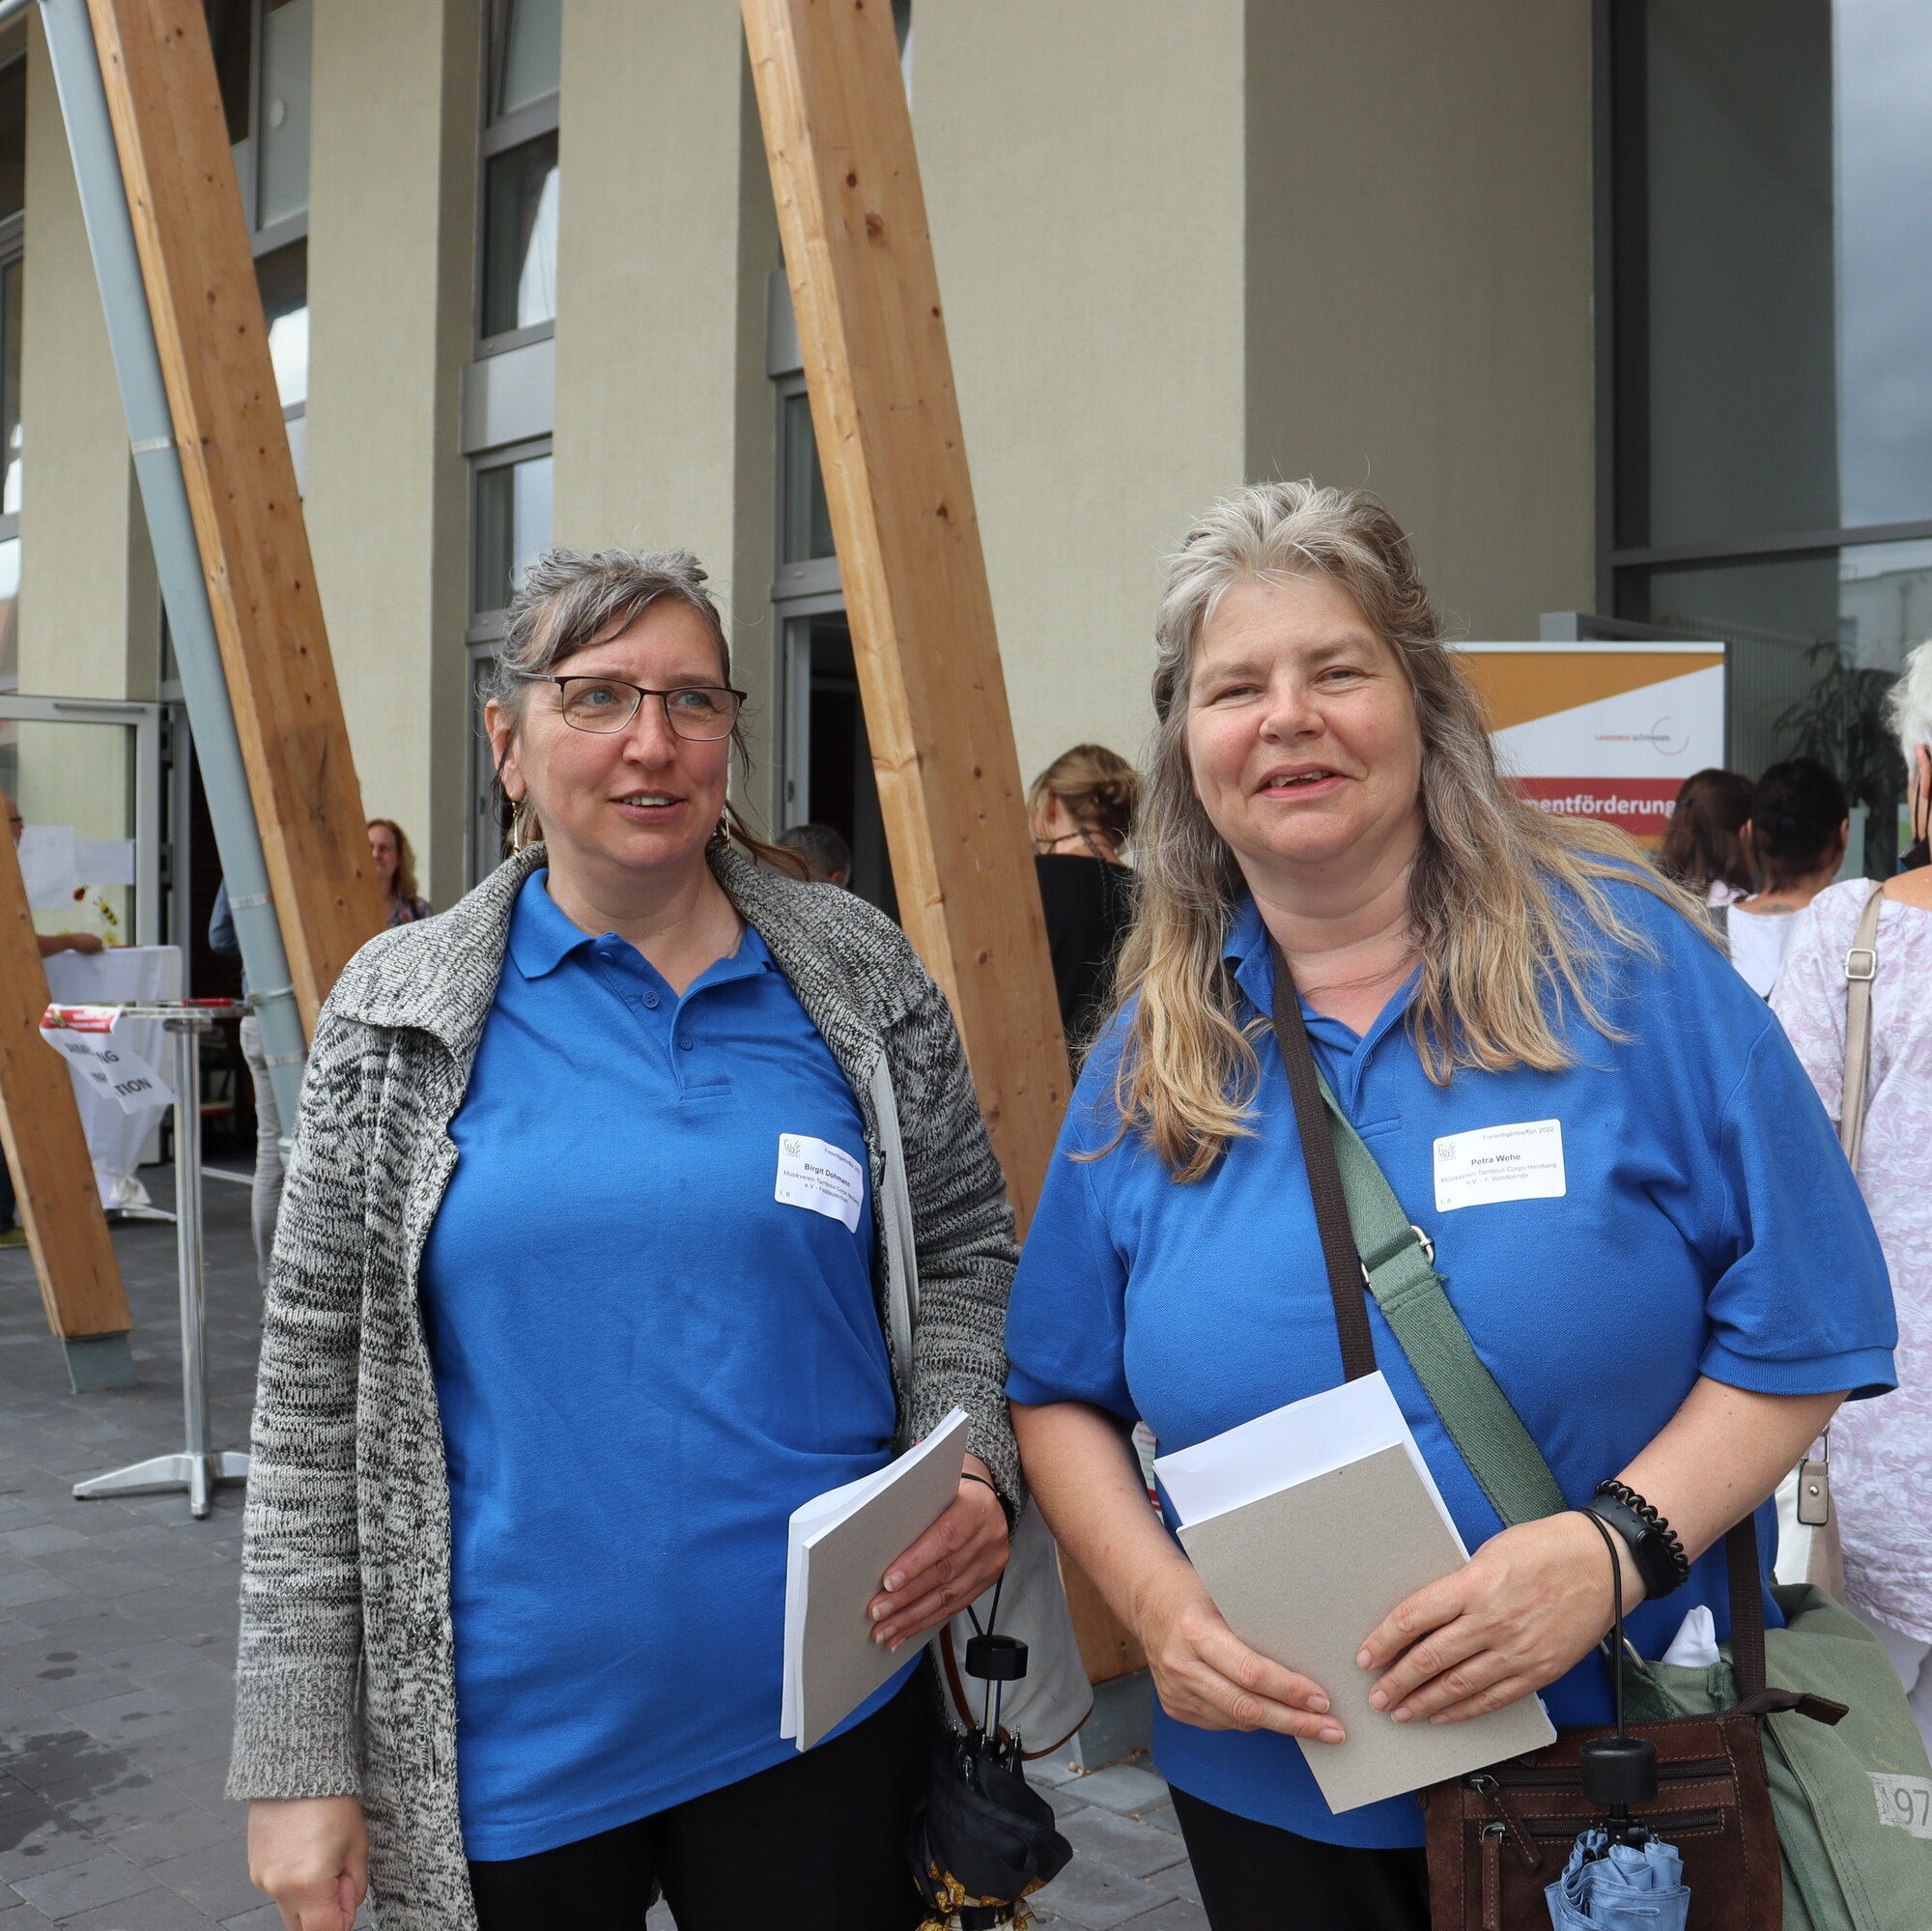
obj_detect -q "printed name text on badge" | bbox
[775,1134,864,1232]
[1433,1119,1566,1213]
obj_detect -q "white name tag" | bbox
[775,1134,865,1232]
[1433,1119,1566,1213]
[1870,1772,1932,1838]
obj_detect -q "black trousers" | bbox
[467,1679,934,1931]
[1168,1785,1431,1931]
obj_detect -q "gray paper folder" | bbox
[1176,1439,1555,1814]
[781,1407,970,1751]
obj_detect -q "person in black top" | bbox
[1031,744,1138,1051]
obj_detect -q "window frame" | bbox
[475,0,560,359]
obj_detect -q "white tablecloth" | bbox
[43,946,183,1210]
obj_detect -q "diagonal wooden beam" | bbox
[0,823,133,1374]
[744,0,1146,1688]
[743,0,1068,1229]
[86,0,384,1034]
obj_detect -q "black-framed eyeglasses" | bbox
[521,674,747,740]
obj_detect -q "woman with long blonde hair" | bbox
[1006,483,1893,1929]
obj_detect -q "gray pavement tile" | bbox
[55,1693,209,1755]
[116,1671,232,1718]
[1030,1754,1083,1788]
[39,1776,196,1839]
[0,1532,89,1563]
[10,1851,154,1918]
[0,1584,71,1617]
[1114,1900,1209,1931]
[1065,1763,1172,1816]
[1057,1806,1191,1883]
[0,1734,128,1801]
[149,1767,233,1819]
[0,1809,95,1883]
[96,1806,234,1869]
[137,1839,258,1922]
[1137,1803,1182,1836]
[61,1890,222,1931]
[213,1909,279,1931]
[81,1721,231,1782]
[61,1570,174,1606]
[1030,1860,1177,1930]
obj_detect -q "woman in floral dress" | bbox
[1774,640,1932,1751]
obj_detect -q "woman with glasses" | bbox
[230,549,1019,1931]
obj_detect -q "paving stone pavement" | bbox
[0,1168,1199,1928]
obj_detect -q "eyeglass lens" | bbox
[555,678,739,740]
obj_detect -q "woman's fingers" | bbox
[867,1482,1008,1642]
[1356,1571,1466,1675]
[1423,1670,1543,1727]
[1366,1610,1490,1716]
[1151,1602,1343,1743]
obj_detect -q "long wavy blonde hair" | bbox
[1113,481,1707,1181]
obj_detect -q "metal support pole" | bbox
[71,1005,248,1519]
[36,0,306,1125]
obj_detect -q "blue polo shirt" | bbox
[420,870,911,1860]
[1006,879,1895,1849]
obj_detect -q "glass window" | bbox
[481,132,559,337]
[203,0,254,149]
[2,255,21,517]
[497,0,562,117]
[0,58,22,222]
[472,450,552,614]
[257,0,312,229]
[0,539,17,688]
[1618,1,1932,548]
[781,390,836,564]
[255,240,307,410]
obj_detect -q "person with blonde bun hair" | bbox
[1030,743,1137,1045]
[1006,482,1894,1930]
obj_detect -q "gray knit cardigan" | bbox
[226,844,1021,1930]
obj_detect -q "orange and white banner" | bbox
[1455,644,1726,847]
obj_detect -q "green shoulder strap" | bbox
[1314,1066,1570,1528]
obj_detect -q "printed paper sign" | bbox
[775,1134,865,1232]
[1433,1119,1566,1213]
[1870,1773,1932,1839]
[40,1019,174,1115]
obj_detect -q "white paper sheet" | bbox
[17,824,76,909]
[1153,1371,1466,1554]
[72,838,137,887]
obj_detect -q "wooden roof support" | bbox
[86,0,384,1033]
[0,828,134,1391]
[743,0,1068,1228]
[743,0,1145,1687]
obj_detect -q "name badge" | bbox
[1433,1119,1566,1213]
[775,1133,865,1231]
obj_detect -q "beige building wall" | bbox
[16,16,156,703]
[1245,0,1597,640]
[916,0,1249,788]
[306,0,480,906]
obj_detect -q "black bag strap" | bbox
[1264,942,1767,1698]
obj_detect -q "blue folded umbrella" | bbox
[1545,1830,1691,1929]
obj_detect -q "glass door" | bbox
[0,696,163,947]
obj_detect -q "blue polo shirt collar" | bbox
[507,868,773,991]
[1222,892,1416,1064]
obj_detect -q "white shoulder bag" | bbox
[868,1057,1093,1757]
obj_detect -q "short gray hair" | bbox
[1889,639,1932,765]
[487,547,732,719]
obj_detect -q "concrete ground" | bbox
[0,1169,1202,1929]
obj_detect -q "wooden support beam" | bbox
[0,824,134,1360]
[744,0,1144,1686]
[743,0,1068,1229]
[87,0,384,1034]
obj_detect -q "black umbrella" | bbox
[908,1586,1073,1931]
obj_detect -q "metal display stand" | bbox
[59,1000,253,1519]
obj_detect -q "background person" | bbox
[2,791,105,1246]
[232,549,1018,1931]
[208,881,283,1292]
[1657,765,1754,909]
[1030,744,1137,1048]
[1728,756,1852,998]
[777,820,853,886]
[1773,639,1932,1754]
[366,817,433,925]
[1005,483,1894,1931]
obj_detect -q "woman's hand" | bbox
[247,1796,368,1931]
[1134,1564,1344,1744]
[867,1455,1011,1650]
[1358,1510,1636,1727]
